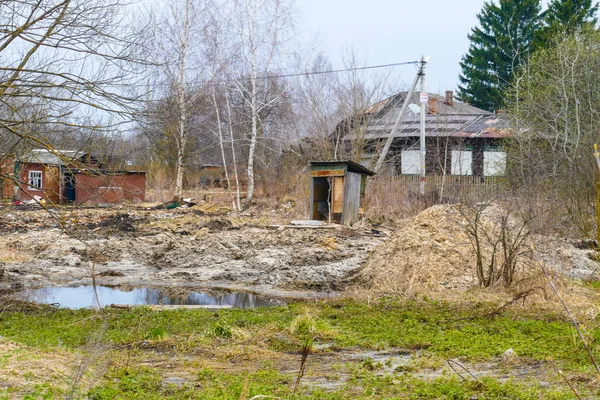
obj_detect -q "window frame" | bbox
[450,148,473,176]
[28,170,43,191]
[483,149,507,177]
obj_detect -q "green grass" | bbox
[86,366,573,400]
[0,299,593,365]
[1,298,599,398]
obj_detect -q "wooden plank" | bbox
[332,176,344,213]
[267,224,340,230]
[343,172,362,225]
[291,220,324,226]
[311,170,345,177]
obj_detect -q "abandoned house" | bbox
[310,160,375,225]
[2,149,146,204]
[338,90,511,179]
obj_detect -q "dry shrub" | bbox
[364,176,431,223]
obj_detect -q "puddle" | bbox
[17,285,280,309]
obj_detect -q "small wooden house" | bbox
[310,161,375,225]
[10,149,146,205]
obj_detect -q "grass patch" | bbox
[86,366,574,399]
[0,299,597,367]
[1,297,600,397]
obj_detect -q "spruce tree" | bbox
[535,0,598,47]
[458,0,542,112]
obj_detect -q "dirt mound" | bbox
[356,205,478,294]
[355,203,600,297]
[202,217,234,231]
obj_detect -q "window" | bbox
[451,149,473,176]
[401,149,422,175]
[28,170,42,191]
[483,150,506,176]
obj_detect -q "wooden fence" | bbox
[376,175,509,198]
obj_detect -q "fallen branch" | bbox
[548,357,581,400]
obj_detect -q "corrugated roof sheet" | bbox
[20,149,87,165]
[362,92,511,140]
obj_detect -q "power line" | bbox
[95,59,421,89]
[253,60,420,80]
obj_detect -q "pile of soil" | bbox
[355,204,600,295]
[85,212,141,232]
[356,205,478,294]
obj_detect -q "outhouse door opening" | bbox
[311,176,343,223]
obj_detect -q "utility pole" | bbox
[419,60,426,195]
[374,56,429,174]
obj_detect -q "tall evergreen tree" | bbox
[458,0,542,112]
[535,0,598,47]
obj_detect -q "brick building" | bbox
[4,149,146,205]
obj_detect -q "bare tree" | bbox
[229,0,297,203]
[507,29,600,237]
[151,0,211,202]
[0,0,151,192]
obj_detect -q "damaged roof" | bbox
[361,92,511,140]
[20,149,89,166]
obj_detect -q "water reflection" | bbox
[20,285,278,309]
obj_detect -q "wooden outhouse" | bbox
[310,161,375,225]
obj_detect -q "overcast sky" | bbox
[296,0,549,95]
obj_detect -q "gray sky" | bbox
[296,0,499,94]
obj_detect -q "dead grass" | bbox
[0,246,31,263]
[0,338,75,396]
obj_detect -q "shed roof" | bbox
[359,92,511,140]
[20,149,88,166]
[310,160,376,176]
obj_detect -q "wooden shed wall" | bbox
[1,160,14,199]
[342,171,362,225]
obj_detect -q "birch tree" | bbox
[153,0,210,202]
[229,0,296,203]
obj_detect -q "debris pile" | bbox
[85,213,143,232]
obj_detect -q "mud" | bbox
[0,206,385,292]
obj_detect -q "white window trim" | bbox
[28,170,43,191]
[483,150,507,177]
[401,149,422,175]
[451,149,473,176]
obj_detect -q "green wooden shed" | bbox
[310,160,375,225]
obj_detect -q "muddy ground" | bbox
[0,205,386,293]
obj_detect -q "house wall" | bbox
[17,163,61,203]
[388,137,504,178]
[74,172,146,204]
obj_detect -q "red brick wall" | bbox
[74,172,145,204]
[1,159,15,199]
[17,163,61,204]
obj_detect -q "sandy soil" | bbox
[0,205,386,292]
